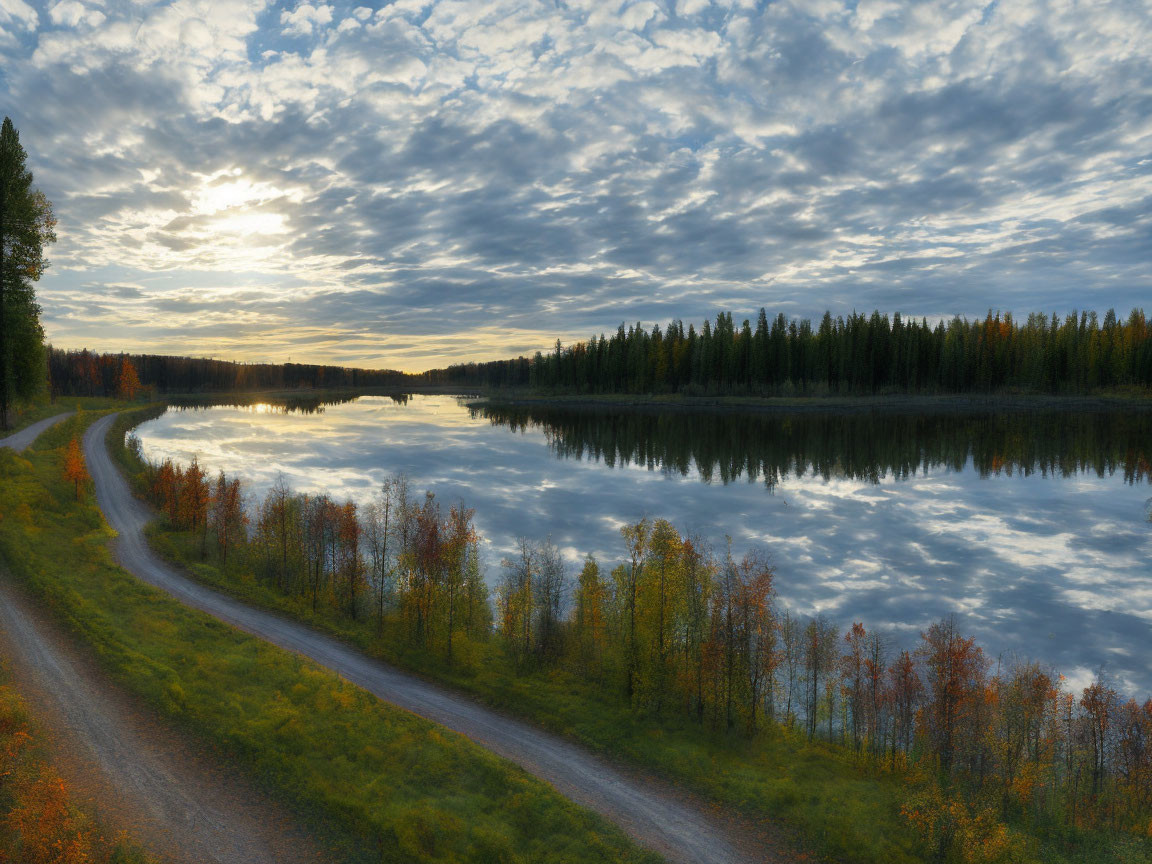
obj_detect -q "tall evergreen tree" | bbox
[0,116,55,427]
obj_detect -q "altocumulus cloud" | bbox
[2,0,1149,369]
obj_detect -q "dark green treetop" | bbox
[0,116,56,427]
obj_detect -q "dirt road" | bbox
[0,579,325,864]
[0,411,73,451]
[85,413,777,864]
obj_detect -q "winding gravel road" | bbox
[85,413,778,864]
[0,411,73,451]
[0,581,324,864]
[1,417,320,863]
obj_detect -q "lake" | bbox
[134,395,1152,697]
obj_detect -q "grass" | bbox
[113,405,1152,864]
[0,408,656,864]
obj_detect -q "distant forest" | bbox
[427,308,1152,395]
[48,308,1152,399]
[47,347,410,397]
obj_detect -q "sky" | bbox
[1,0,1150,371]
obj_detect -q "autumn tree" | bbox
[460,536,490,639]
[61,436,89,499]
[180,457,210,553]
[863,629,889,756]
[986,661,1050,813]
[618,518,649,701]
[363,475,405,630]
[888,649,923,762]
[642,519,682,712]
[442,502,476,664]
[778,610,803,729]
[302,494,335,611]
[151,458,183,524]
[679,536,713,724]
[117,356,142,401]
[734,550,777,732]
[499,538,535,661]
[843,622,868,750]
[706,542,740,730]
[408,491,442,648]
[336,500,364,619]
[1115,697,1152,820]
[573,554,607,673]
[919,616,988,776]
[255,474,299,592]
[804,614,840,739]
[534,537,567,661]
[1081,679,1118,798]
[210,471,246,570]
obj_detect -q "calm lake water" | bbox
[135,395,1152,697]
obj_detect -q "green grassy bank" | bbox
[0,408,655,864]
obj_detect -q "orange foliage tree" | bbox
[61,437,89,500]
[116,358,142,401]
[1,682,138,864]
[179,458,210,555]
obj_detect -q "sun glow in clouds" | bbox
[3,0,1151,369]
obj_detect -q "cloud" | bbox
[0,0,37,30]
[0,0,1149,370]
[280,3,334,37]
[47,0,104,29]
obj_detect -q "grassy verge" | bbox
[0,409,656,864]
[0,664,153,864]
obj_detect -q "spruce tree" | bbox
[0,116,55,427]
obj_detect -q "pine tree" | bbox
[0,117,55,427]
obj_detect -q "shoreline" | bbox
[62,386,1152,417]
[464,390,1152,415]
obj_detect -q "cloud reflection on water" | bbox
[136,396,1152,697]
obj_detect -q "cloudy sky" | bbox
[2,0,1149,371]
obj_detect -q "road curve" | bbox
[0,411,74,451]
[85,413,777,864]
[0,581,323,864]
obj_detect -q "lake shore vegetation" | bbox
[116,407,1152,864]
